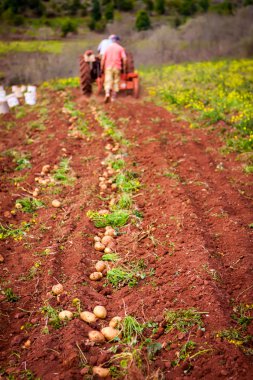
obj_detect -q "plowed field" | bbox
[0,87,252,380]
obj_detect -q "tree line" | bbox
[0,0,252,32]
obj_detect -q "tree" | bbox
[91,0,101,21]
[115,0,134,11]
[143,0,154,12]
[69,0,82,16]
[105,2,114,20]
[135,10,151,31]
[154,0,165,14]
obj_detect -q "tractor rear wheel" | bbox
[125,52,134,74]
[80,57,92,95]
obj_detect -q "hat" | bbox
[109,34,120,42]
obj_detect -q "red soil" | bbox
[0,88,252,380]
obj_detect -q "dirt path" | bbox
[0,90,252,379]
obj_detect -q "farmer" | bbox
[97,34,115,56]
[101,35,126,103]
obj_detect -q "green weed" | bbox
[107,262,146,289]
[217,328,253,354]
[0,222,30,240]
[3,288,20,302]
[102,253,120,262]
[111,159,125,170]
[41,305,61,329]
[1,150,33,171]
[115,172,141,193]
[244,165,253,174]
[171,340,197,368]
[53,158,75,186]
[15,197,44,213]
[231,304,253,329]
[121,316,144,345]
[87,210,130,228]
[29,120,46,131]
[114,193,132,210]
[164,308,206,333]
[164,171,180,180]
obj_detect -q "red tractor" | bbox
[80,50,139,98]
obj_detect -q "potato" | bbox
[52,199,61,208]
[93,306,107,319]
[94,242,105,252]
[104,247,112,254]
[92,367,110,378]
[101,236,114,246]
[90,272,103,281]
[98,209,109,215]
[41,164,50,174]
[95,261,106,272]
[88,330,105,343]
[101,327,121,341]
[94,236,101,242]
[109,316,122,328]
[32,188,39,197]
[104,228,116,237]
[80,311,96,323]
[22,339,31,349]
[59,310,73,320]
[52,283,64,295]
[100,184,107,191]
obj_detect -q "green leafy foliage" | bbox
[15,197,44,213]
[0,222,30,240]
[3,287,20,302]
[135,10,151,31]
[165,308,205,333]
[87,210,130,228]
[41,305,62,329]
[53,158,75,186]
[121,316,144,344]
[102,252,120,262]
[115,172,141,193]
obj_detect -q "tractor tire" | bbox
[80,57,92,95]
[125,52,135,74]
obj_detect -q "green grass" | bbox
[41,77,80,90]
[164,308,206,333]
[87,210,130,228]
[0,40,63,55]
[15,197,44,213]
[142,59,253,154]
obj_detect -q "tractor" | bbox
[79,50,139,98]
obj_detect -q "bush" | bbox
[115,0,134,11]
[105,3,114,21]
[94,18,107,32]
[136,10,151,31]
[61,19,78,38]
[154,0,165,15]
